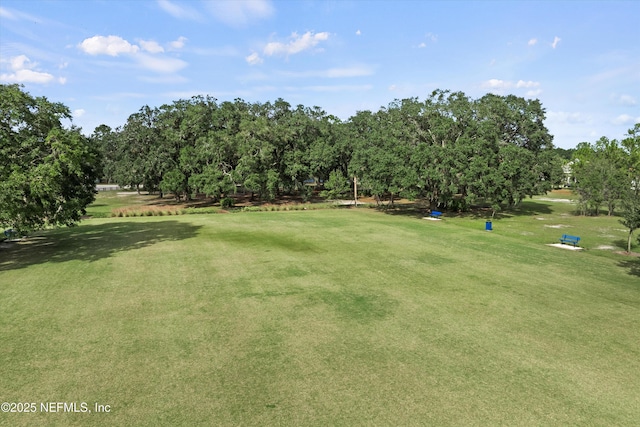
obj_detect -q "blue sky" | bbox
[1,0,638,149]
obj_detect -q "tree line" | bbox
[569,125,640,252]
[570,126,639,216]
[93,89,564,215]
[10,83,638,241]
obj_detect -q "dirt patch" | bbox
[544,224,568,229]
[614,251,640,257]
[596,245,616,250]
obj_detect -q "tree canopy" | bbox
[94,90,562,211]
[571,124,639,216]
[0,84,101,233]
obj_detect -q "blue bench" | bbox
[429,211,443,219]
[559,234,580,247]
[3,229,17,239]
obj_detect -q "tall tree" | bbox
[572,138,630,216]
[619,194,640,253]
[0,84,100,232]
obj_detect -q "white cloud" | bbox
[157,0,202,20]
[10,54,30,70]
[547,111,588,124]
[481,79,541,93]
[482,79,510,89]
[78,35,188,74]
[356,30,361,36]
[79,35,139,56]
[612,114,640,125]
[58,77,67,85]
[516,80,540,88]
[1,68,54,84]
[418,33,437,48]
[74,109,86,118]
[0,6,42,22]
[135,54,187,73]
[168,36,187,50]
[264,31,330,57]
[528,38,537,46]
[0,54,56,84]
[304,84,373,92]
[0,7,15,19]
[205,0,274,27]
[139,40,164,54]
[612,94,637,106]
[277,65,374,78]
[245,52,263,65]
[589,65,636,85]
[551,36,561,49]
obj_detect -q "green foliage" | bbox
[572,135,633,216]
[90,89,560,211]
[619,195,640,253]
[159,168,187,200]
[220,197,235,208]
[0,84,100,232]
[348,92,556,209]
[320,170,350,199]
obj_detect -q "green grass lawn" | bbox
[1,196,639,426]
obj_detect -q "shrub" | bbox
[220,197,235,208]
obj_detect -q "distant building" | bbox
[562,161,575,187]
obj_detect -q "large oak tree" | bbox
[0,84,101,233]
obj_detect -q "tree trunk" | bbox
[628,230,633,253]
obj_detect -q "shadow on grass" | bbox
[374,200,556,220]
[618,258,640,278]
[0,220,202,272]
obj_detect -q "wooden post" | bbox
[354,176,358,206]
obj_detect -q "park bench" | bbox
[429,211,443,219]
[3,229,17,239]
[559,234,580,247]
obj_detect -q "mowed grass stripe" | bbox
[1,208,639,426]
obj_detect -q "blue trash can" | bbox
[485,221,492,231]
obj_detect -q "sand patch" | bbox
[547,243,583,251]
[595,245,616,250]
[544,224,568,229]
[422,217,442,221]
[537,197,573,203]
